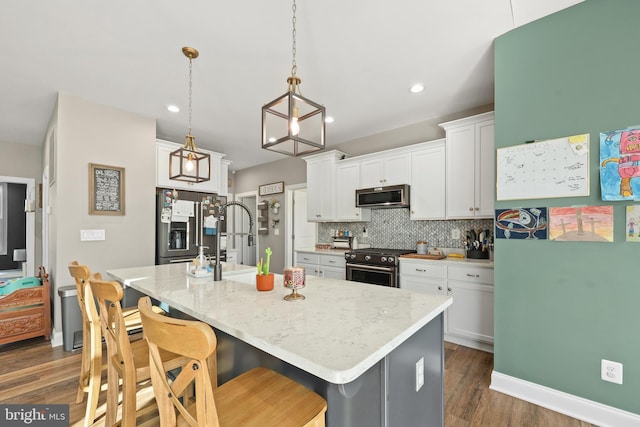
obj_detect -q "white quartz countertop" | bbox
[107,262,451,385]
[295,248,349,255]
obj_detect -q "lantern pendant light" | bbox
[170,46,211,183]
[261,0,326,156]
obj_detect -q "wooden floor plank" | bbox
[0,337,597,426]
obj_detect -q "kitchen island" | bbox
[107,262,452,427]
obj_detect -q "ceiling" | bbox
[0,0,583,171]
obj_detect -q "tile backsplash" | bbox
[318,208,493,250]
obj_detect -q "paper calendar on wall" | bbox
[496,134,590,201]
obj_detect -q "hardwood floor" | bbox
[0,337,596,426]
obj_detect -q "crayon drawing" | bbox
[600,128,640,201]
[494,207,547,239]
[549,206,613,242]
[626,205,640,242]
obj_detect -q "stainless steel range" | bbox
[345,248,415,287]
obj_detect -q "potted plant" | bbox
[256,247,274,291]
[270,198,281,215]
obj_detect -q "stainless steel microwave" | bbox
[355,184,410,208]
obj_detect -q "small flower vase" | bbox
[256,273,274,291]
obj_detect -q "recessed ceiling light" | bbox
[325,116,335,123]
[410,84,425,94]
[167,105,180,113]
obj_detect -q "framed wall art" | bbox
[89,163,125,215]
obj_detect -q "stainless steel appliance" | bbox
[156,189,226,265]
[345,248,415,287]
[355,184,410,208]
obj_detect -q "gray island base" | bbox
[107,263,451,427]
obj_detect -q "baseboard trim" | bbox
[51,329,63,348]
[490,371,640,427]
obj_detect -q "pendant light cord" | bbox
[291,0,297,77]
[188,55,193,135]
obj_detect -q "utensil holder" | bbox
[466,249,489,259]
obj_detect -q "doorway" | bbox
[285,184,316,267]
[231,191,257,266]
[0,176,35,276]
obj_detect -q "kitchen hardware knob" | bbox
[381,257,387,262]
[388,257,395,263]
[438,286,443,291]
[474,207,480,211]
[468,207,474,211]
[329,260,336,264]
[365,255,371,261]
[466,273,480,278]
[447,287,452,292]
[416,268,426,272]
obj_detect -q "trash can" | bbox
[57,285,83,351]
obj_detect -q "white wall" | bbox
[50,93,156,334]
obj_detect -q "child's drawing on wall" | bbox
[626,205,640,242]
[600,128,640,201]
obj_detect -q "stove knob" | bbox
[388,256,395,263]
[381,256,387,262]
[365,255,371,261]
[350,254,356,259]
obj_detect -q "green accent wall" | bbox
[494,0,640,414]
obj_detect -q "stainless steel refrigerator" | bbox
[155,188,226,265]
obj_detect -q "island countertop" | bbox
[107,262,452,385]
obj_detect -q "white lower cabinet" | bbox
[295,251,346,279]
[400,259,494,352]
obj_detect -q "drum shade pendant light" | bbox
[170,47,211,183]
[261,0,326,156]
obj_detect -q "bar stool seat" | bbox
[138,296,327,427]
[67,261,165,426]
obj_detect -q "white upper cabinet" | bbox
[304,150,344,222]
[156,139,226,194]
[359,152,411,188]
[335,160,371,222]
[410,139,446,220]
[440,112,494,218]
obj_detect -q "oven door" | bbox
[346,263,398,288]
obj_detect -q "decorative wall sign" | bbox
[89,163,125,215]
[496,134,589,200]
[600,128,640,201]
[494,207,548,239]
[259,181,284,196]
[548,205,613,242]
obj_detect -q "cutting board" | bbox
[399,253,446,260]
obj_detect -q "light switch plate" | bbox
[80,229,106,241]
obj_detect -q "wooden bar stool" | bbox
[86,277,189,427]
[68,261,166,426]
[138,296,327,427]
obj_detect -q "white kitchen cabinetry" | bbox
[440,112,494,218]
[410,139,446,220]
[156,139,226,194]
[359,151,411,188]
[304,151,345,222]
[218,159,231,197]
[295,251,346,279]
[399,259,494,352]
[335,160,371,222]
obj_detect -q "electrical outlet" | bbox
[415,357,424,391]
[601,359,623,384]
[451,228,461,239]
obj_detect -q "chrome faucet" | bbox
[213,201,254,281]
